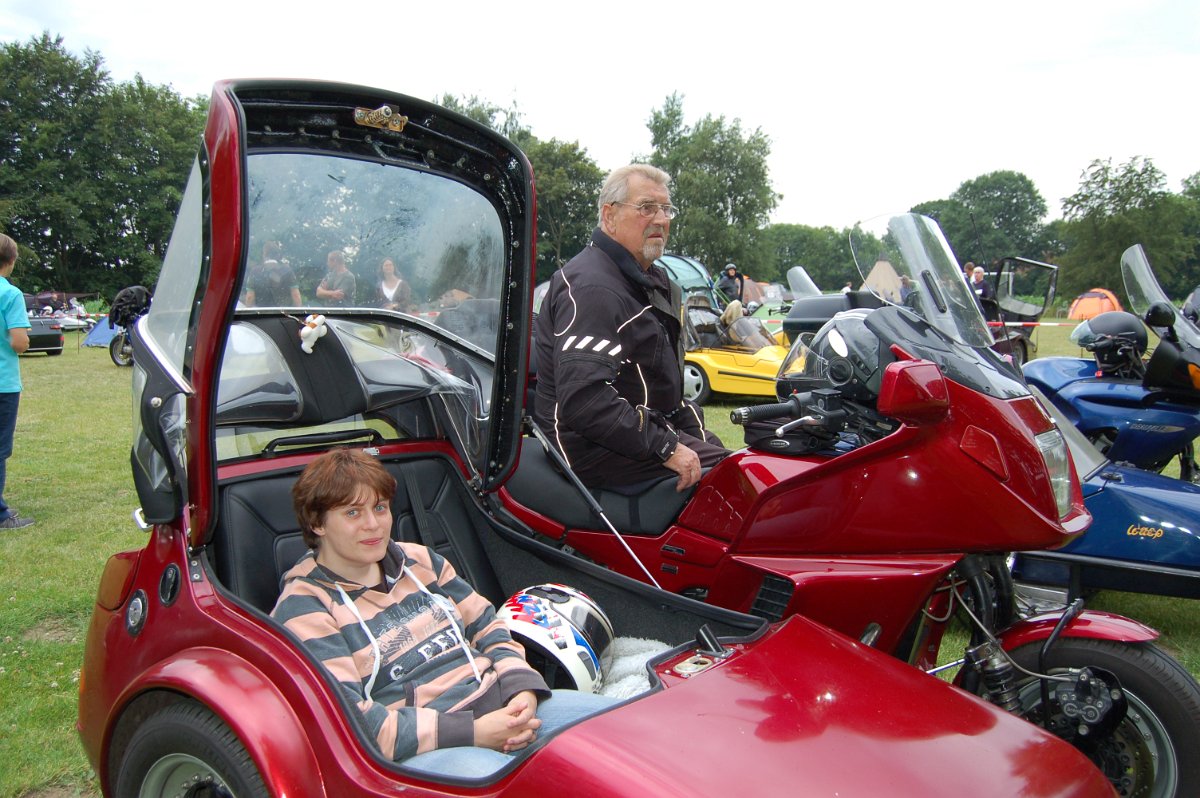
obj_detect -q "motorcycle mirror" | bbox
[876,360,949,423]
[1144,301,1176,328]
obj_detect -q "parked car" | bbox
[20,294,64,356]
[655,252,723,309]
[76,80,1114,798]
[682,299,788,403]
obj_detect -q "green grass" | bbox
[1,325,1196,797]
[0,335,138,798]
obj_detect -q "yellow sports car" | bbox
[683,300,790,404]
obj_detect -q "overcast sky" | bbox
[3,0,1197,230]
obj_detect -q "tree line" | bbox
[3,32,1197,305]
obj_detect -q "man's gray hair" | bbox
[597,164,671,226]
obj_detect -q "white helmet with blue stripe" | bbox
[497,584,614,693]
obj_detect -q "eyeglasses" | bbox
[613,201,680,220]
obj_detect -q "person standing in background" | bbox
[717,263,745,304]
[0,234,33,530]
[316,250,356,307]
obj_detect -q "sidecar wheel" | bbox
[114,700,269,798]
[682,362,712,405]
[1007,638,1200,798]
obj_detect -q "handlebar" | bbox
[730,393,808,426]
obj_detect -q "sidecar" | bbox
[76,80,1113,797]
[1015,388,1200,599]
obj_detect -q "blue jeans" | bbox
[0,392,18,521]
[403,689,617,778]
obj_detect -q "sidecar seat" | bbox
[504,439,692,536]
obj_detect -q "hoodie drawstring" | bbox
[336,583,383,698]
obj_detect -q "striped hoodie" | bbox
[271,541,550,760]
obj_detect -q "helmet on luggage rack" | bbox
[1069,311,1147,377]
[497,584,614,693]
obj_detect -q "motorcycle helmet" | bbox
[497,584,614,693]
[1069,311,1147,375]
[776,309,885,402]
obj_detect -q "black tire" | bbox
[1178,442,1198,484]
[46,346,63,357]
[682,361,712,405]
[114,701,269,798]
[1007,638,1200,798]
[1007,339,1027,368]
[110,332,133,366]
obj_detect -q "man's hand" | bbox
[473,691,542,752]
[664,441,702,491]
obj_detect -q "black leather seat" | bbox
[213,456,504,613]
[504,439,691,536]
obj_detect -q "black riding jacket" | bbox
[533,229,690,477]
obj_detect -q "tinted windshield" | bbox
[786,266,821,298]
[1121,244,1200,349]
[850,214,994,348]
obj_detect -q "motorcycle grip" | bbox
[730,394,807,425]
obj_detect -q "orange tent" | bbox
[1068,288,1123,320]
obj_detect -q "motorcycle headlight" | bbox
[1034,428,1072,520]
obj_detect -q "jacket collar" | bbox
[591,228,666,294]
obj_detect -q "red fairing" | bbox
[998,610,1159,650]
[679,379,1088,556]
[503,618,1112,797]
[187,82,246,547]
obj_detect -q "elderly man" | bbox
[533,164,727,491]
[316,250,356,307]
[969,264,995,303]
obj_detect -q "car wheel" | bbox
[46,346,63,356]
[114,700,269,798]
[682,362,712,405]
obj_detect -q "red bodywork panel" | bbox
[681,382,1087,557]
[79,525,1113,796]
[997,610,1159,649]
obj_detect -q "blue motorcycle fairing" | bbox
[1025,356,1200,468]
[1063,462,1200,568]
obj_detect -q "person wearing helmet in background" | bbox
[717,263,745,304]
[272,449,615,778]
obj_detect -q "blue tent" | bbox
[83,321,120,347]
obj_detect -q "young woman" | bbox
[376,258,412,312]
[271,449,613,777]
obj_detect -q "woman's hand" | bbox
[473,691,542,752]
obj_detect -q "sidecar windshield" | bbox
[212,149,506,471]
[850,214,994,349]
[1120,244,1200,349]
[726,317,775,351]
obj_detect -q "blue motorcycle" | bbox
[1014,385,1200,599]
[1023,244,1200,483]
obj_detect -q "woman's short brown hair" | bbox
[292,449,397,548]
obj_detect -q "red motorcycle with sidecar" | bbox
[501,213,1200,798]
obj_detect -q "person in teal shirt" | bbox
[0,233,33,530]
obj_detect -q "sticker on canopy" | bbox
[354,104,408,133]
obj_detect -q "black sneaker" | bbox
[0,513,34,529]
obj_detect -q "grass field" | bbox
[0,324,1197,797]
